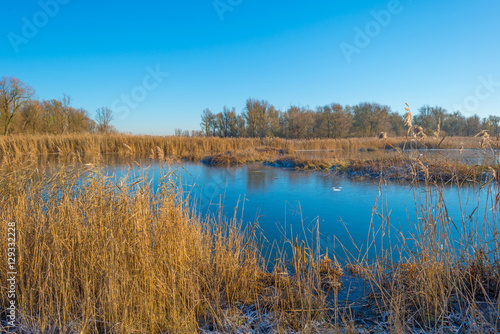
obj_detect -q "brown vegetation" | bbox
[0,161,343,333]
[2,133,498,183]
[1,135,500,332]
[0,133,496,159]
[347,174,500,332]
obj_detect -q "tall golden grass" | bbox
[1,135,499,332]
[342,150,500,332]
[0,161,343,333]
[0,133,494,159]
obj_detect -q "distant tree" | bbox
[37,98,94,134]
[388,112,405,136]
[442,111,466,136]
[95,107,113,133]
[191,130,203,137]
[330,104,352,138]
[227,108,239,137]
[212,113,222,137]
[311,104,349,138]
[351,103,391,136]
[267,106,281,137]
[219,107,238,137]
[465,115,481,136]
[485,115,500,136]
[414,105,447,135]
[43,99,71,134]
[199,99,499,139]
[68,108,94,133]
[283,106,315,139]
[41,99,63,133]
[200,108,215,136]
[20,100,43,134]
[60,94,72,133]
[313,106,330,138]
[236,115,246,137]
[283,106,301,139]
[0,76,34,135]
[244,99,271,138]
[298,109,315,139]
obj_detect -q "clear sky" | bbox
[1,0,499,135]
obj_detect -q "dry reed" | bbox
[1,132,500,332]
[0,134,493,161]
[0,160,341,333]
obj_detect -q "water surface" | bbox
[106,158,498,262]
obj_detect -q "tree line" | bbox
[3,76,498,138]
[0,76,114,135]
[201,98,500,139]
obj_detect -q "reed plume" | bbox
[156,145,165,160]
[403,103,412,129]
[409,125,426,139]
[475,130,490,148]
[434,116,441,139]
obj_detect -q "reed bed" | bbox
[0,160,342,333]
[1,135,500,333]
[202,147,499,183]
[0,134,495,159]
[342,170,500,333]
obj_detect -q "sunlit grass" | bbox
[0,133,496,159]
[0,161,342,333]
[0,134,499,332]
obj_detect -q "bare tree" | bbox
[95,107,113,133]
[244,99,270,138]
[20,100,44,133]
[200,108,215,136]
[0,76,34,135]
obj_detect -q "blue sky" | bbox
[1,0,499,135]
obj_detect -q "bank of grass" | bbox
[0,160,343,333]
[2,134,498,183]
[202,147,499,183]
[200,147,295,165]
[0,133,496,159]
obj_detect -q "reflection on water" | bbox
[102,157,498,262]
[8,154,497,262]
